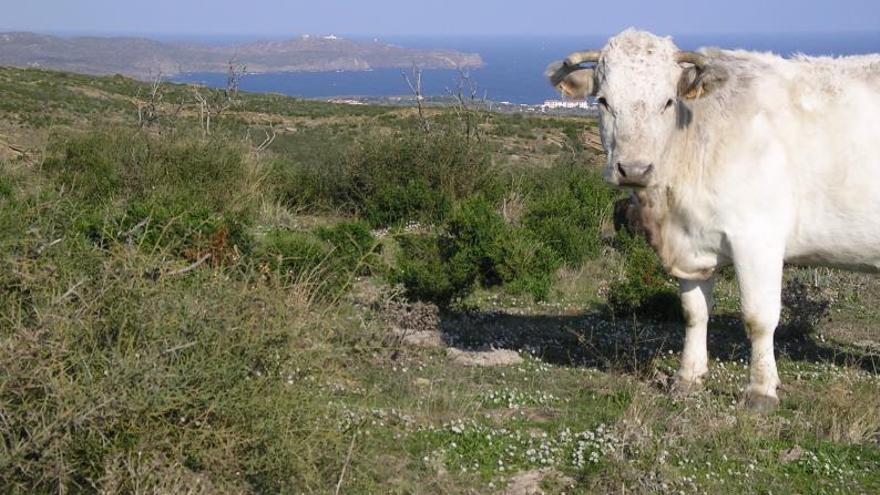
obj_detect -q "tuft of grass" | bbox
[0,195,359,492]
[254,222,380,299]
[43,129,256,212]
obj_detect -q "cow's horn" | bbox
[564,50,601,67]
[676,51,708,68]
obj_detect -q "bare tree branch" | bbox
[191,59,247,136]
[335,433,357,495]
[255,127,277,152]
[163,254,211,277]
[135,70,165,128]
[401,63,430,133]
[445,68,488,142]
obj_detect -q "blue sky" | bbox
[1,0,878,36]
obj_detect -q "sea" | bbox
[171,32,880,105]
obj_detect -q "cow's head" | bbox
[547,29,727,188]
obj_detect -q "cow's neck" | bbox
[634,177,720,280]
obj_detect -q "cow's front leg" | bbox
[673,278,715,395]
[734,248,784,413]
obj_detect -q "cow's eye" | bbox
[664,98,674,111]
[597,97,610,110]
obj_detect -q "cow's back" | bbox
[769,56,880,270]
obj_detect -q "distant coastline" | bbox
[0,32,483,79]
[173,31,880,105]
[4,31,878,105]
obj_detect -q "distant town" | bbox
[326,96,599,116]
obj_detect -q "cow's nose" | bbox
[616,162,654,186]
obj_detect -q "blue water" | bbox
[173,32,880,104]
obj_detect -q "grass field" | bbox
[1,67,879,494]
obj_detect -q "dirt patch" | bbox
[779,445,805,464]
[384,301,439,333]
[394,329,445,348]
[370,290,443,348]
[0,135,25,161]
[504,469,574,495]
[447,348,523,367]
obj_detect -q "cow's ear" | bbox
[678,64,728,100]
[546,62,597,99]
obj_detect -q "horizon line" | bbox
[3,27,880,40]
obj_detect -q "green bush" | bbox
[392,198,560,305]
[0,174,14,199]
[41,129,259,266]
[494,231,560,300]
[523,162,617,266]
[606,231,681,321]
[443,197,510,288]
[273,126,498,227]
[392,233,475,306]
[80,198,252,261]
[257,229,330,277]
[256,223,379,296]
[315,220,382,275]
[362,179,454,228]
[44,130,124,199]
[0,248,349,492]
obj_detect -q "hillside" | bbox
[2,67,880,493]
[0,32,484,78]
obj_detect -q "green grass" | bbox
[1,66,879,494]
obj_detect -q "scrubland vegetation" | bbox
[1,66,879,493]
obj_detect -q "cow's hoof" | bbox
[743,391,779,414]
[670,378,703,398]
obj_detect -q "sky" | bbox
[1,0,878,37]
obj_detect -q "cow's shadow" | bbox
[437,308,880,376]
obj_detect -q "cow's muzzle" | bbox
[616,162,654,187]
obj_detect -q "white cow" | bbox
[548,29,880,412]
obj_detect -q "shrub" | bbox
[81,198,252,262]
[257,229,329,273]
[0,174,14,199]
[443,196,510,288]
[606,230,681,321]
[392,198,560,305]
[361,178,453,228]
[44,129,253,212]
[44,130,124,199]
[523,162,618,266]
[255,223,379,297]
[273,126,498,227]
[494,231,560,300]
[392,233,475,307]
[315,220,382,275]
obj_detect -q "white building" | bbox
[541,99,595,110]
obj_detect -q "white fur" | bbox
[581,29,880,406]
